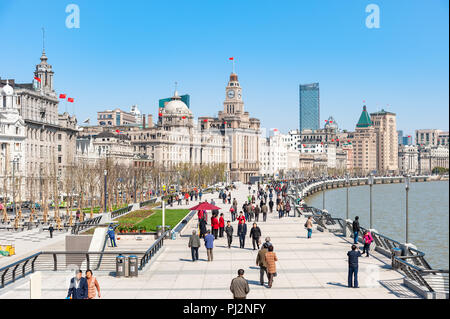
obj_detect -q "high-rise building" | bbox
[371,109,399,174]
[299,83,320,131]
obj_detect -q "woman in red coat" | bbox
[219,213,225,238]
[211,214,219,239]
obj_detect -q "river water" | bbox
[306,181,449,269]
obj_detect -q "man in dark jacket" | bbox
[261,203,268,222]
[237,219,247,249]
[347,244,362,288]
[268,199,274,213]
[199,216,207,239]
[67,270,88,299]
[225,221,234,248]
[254,205,261,222]
[352,216,360,244]
[249,223,262,250]
[256,243,268,285]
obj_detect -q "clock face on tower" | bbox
[227,90,235,99]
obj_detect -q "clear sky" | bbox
[0,0,448,136]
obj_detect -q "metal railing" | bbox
[110,205,133,219]
[139,230,169,269]
[0,252,42,288]
[139,197,157,208]
[71,215,103,235]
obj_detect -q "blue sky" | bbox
[0,0,448,136]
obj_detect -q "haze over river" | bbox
[306,181,449,269]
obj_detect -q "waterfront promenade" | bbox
[0,183,422,299]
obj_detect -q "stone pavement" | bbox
[0,183,422,299]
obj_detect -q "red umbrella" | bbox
[190,202,221,211]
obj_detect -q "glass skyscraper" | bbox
[299,83,320,131]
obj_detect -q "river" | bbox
[305,181,449,269]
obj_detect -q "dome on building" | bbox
[1,80,14,96]
[164,91,192,115]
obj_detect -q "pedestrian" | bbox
[237,211,246,224]
[249,223,262,250]
[211,214,219,239]
[199,190,203,201]
[199,216,207,239]
[269,199,274,213]
[227,192,231,204]
[243,202,248,221]
[254,204,260,222]
[230,269,250,299]
[185,192,189,205]
[107,224,117,247]
[237,219,247,249]
[285,201,291,217]
[256,243,269,285]
[66,270,88,299]
[264,236,272,248]
[48,224,54,238]
[277,202,284,219]
[261,202,268,222]
[219,213,225,238]
[362,230,373,257]
[204,230,215,262]
[265,245,278,288]
[352,216,360,244]
[347,244,362,288]
[225,220,233,248]
[188,230,201,262]
[230,205,236,222]
[85,269,101,299]
[305,216,313,239]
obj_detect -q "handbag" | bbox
[273,272,277,277]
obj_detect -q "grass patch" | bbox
[135,209,190,232]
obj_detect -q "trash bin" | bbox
[391,247,402,269]
[116,255,128,277]
[156,225,163,238]
[128,255,138,277]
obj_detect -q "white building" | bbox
[0,81,26,201]
[398,144,418,174]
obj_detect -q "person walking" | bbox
[107,224,117,247]
[305,216,313,239]
[225,220,233,248]
[66,270,88,299]
[347,244,362,288]
[211,214,219,239]
[265,245,278,288]
[256,243,269,285]
[204,231,215,262]
[285,201,291,217]
[243,202,249,221]
[219,213,225,238]
[85,269,101,299]
[237,219,247,249]
[249,223,262,250]
[352,216,360,244]
[48,224,54,238]
[230,205,236,222]
[199,190,203,201]
[254,204,261,222]
[230,269,250,299]
[277,202,284,219]
[269,199,274,213]
[362,230,373,257]
[261,202,268,222]
[188,230,201,261]
[199,216,207,239]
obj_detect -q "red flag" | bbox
[67,98,74,103]
[182,116,186,119]
[229,57,234,60]
[158,112,162,117]
[331,139,334,142]
[59,94,66,99]
[203,119,208,122]
[34,77,41,82]
[224,121,227,125]
[329,121,333,123]
[115,129,123,134]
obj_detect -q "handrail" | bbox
[139,230,169,270]
[0,252,42,288]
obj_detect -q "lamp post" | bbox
[345,173,350,220]
[103,169,107,213]
[404,174,411,243]
[322,173,327,210]
[368,173,374,229]
[12,157,20,218]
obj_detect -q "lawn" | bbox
[135,209,190,232]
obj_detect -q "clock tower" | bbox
[223,73,244,115]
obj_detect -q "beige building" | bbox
[370,110,398,174]
[98,108,138,127]
[200,72,260,182]
[398,144,419,174]
[349,106,377,174]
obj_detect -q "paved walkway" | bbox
[0,183,421,299]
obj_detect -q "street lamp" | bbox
[368,173,374,229]
[345,173,350,220]
[104,169,107,213]
[11,157,20,218]
[404,174,411,243]
[322,172,327,210]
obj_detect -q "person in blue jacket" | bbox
[67,270,88,299]
[204,230,215,262]
[107,224,117,247]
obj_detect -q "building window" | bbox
[58,134,62,141]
